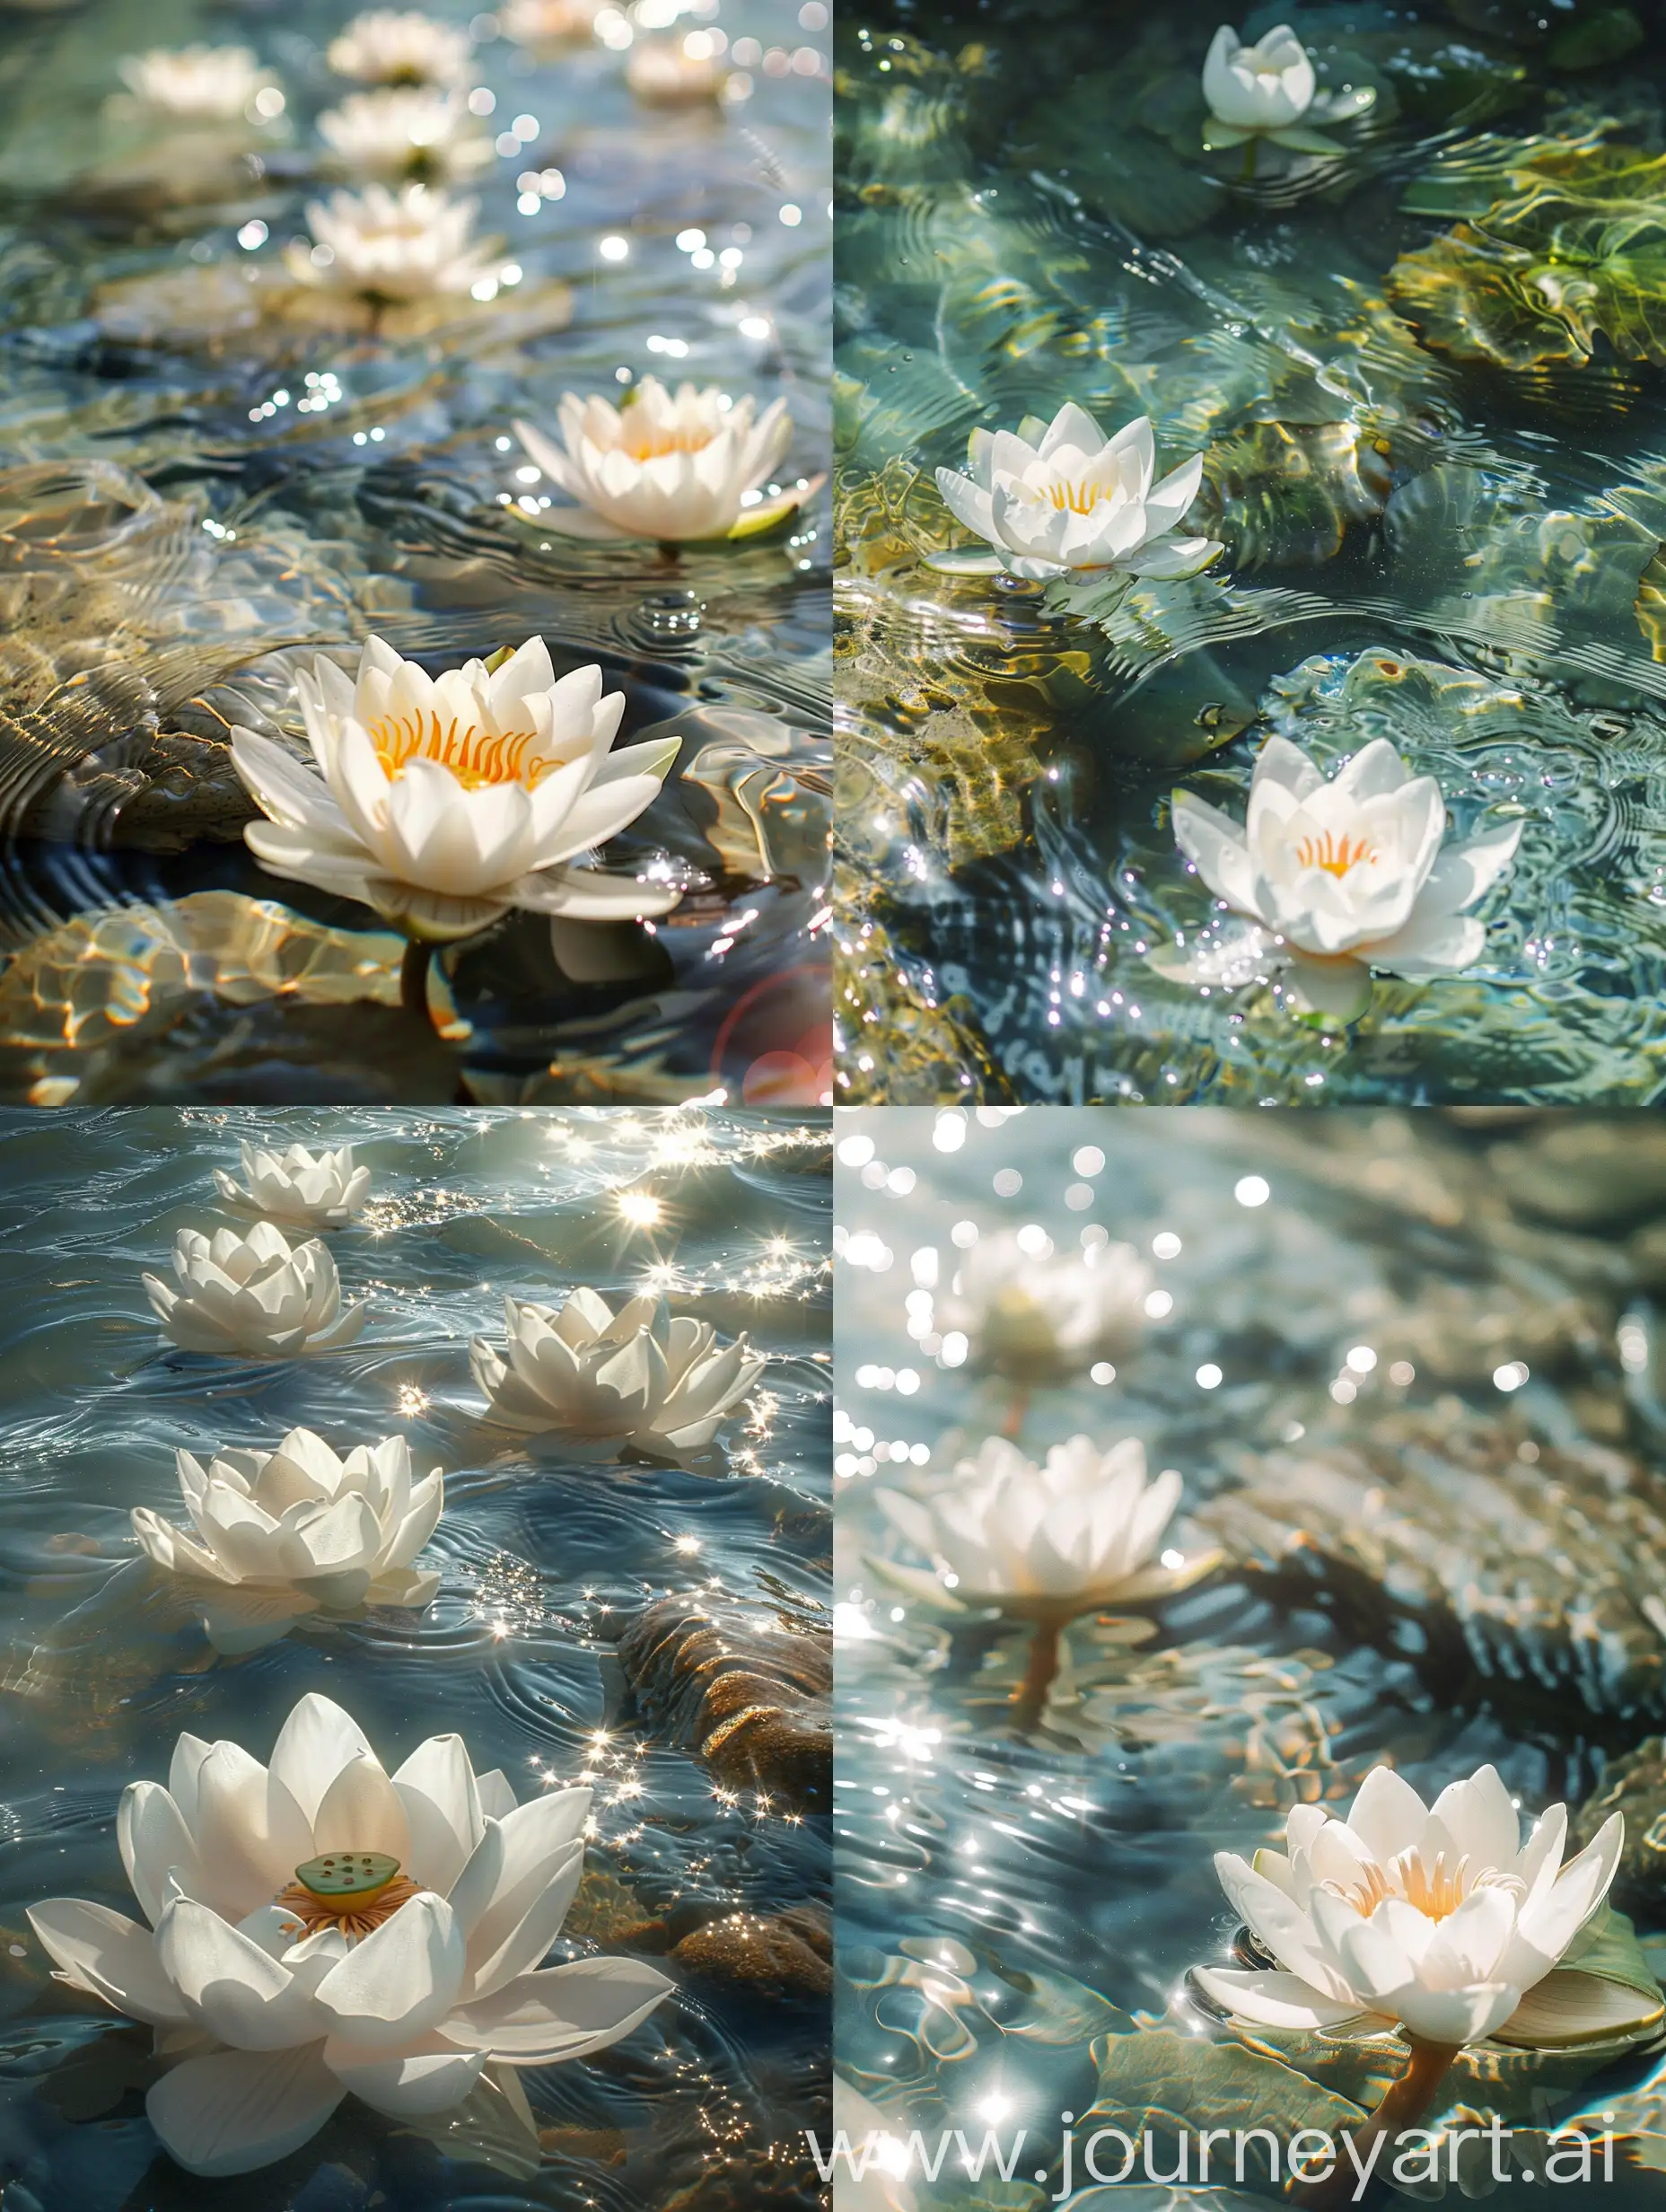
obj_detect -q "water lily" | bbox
[626,35,727,105]
[319,87,491,182]
[872,1435,1211,1618]
[117,45,283,123]
[328,9,471,85]
[501,0,605,46]
[214,1142,371,1232]
[132,1430,442,1652]
[470,1287,766,1462]
[1168,734,1523,1021]
[145,1224,367,1358]
[513,381,817,544]
[1195,1764,1650,2050]
[28,1693,672,2175]
[940,1228,1151,1381]
[287,184,498,303]
[1201,24,1374,154]
[929,405,1221,585]
[229,635,682,944]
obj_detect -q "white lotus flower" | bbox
[319,87,491,181]
[28,1693,672,2175]
[873,1435,1213,1616]
[229,635,681,944]
[145,1224,367,1358]
[118,45,282,123]
[501,0,606,46]
[940,1229,1151,1380]
[133,1431,442,1652]
[930,405,1222,584]
[513,381,817,544]
[1169,735,1523,1021]
[214,1142,371,1232]
[626,35,727,105]
[1195,1764,1653,2050]
[1201,24,1374,152]
[287,184,497,303]
[470,1288,766,1460]
[328,10,471,85]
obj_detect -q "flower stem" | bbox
[1012,1614,1063,1731]
[1001,1386,1030,1441]
[1293,2038,1460,2209]
[400,938,435,1023]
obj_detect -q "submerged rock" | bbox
[614,1588,831,1810]
[671,1906,832,1996]
[1197,1408,1666,1718]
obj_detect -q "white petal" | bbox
[313,1892,466,2051]
[145,2044,345,2177]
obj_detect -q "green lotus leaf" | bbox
[1392,141,1666,367]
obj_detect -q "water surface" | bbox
[0,1103,830,2210]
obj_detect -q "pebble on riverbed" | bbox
[614,1590,831,1812]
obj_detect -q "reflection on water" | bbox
[0,1104,829,2208]
[0,0,829,1103]
[834,0,1666,1102]
[835,1108,1666,2205]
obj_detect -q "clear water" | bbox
[0,1104,830,2208]
[0,0,830,1107]
[835,1106,1666,2201]
[833,0,1666,1104]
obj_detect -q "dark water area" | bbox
[0,1104,829,2209]
[834,0,1666,1104]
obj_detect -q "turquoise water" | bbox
[835,0,1666,1103]
[0,1105,829,2208]
[0,0,829,1106]
[835,1108,1666,2204]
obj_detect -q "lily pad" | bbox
[1390,140,1666,369]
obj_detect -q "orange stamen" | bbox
[369,711,548,790]
[619,425,719,460]
[1295,830,1374,879]
[274,1872,420,1939]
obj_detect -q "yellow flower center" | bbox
[618,423,720,461]
[1043,478,1109,515]
[1295,830,1375,879]
[369,711,550,790]
[275,1851,420,1938]
[1330,1848,1504,1924]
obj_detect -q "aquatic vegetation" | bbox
[0,0,828,1103]
[1197,1765,1646,2045]
[470,1286,765,1462]
[513,381,808,543]
[288,185,501,304]
[231,636,680,946]
[27,1692,671,2174]
[132,1430,442,1652]
[1166,734,1524,1020]
[837,1109,1666,2196]
[936,1225,1150,1379]
[1200,22,1373,154]
[930,405,1221,586]
[317,85,495,182]
[116,45,284,124]
[327,9,472,86]
[1391,137,1666,369]
[145,1224,368,1358]
[835,0,1666,1101]
[626,35,731,107]
[214,1142,373,1231]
